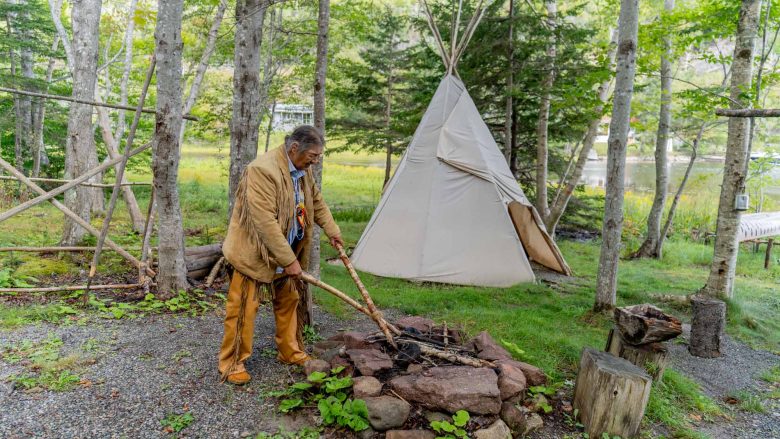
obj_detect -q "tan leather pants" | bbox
[218,270,309,377]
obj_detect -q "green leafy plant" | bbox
[430,410,470,439]
[303,324,323,344]
[255,427,321,439]
[500,339,534,361]
[0,268,38,288]
[264,367,369,432]
[160,412,194,434]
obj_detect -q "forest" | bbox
[0,0,779,438]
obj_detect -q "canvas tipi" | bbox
[351,0,571,287]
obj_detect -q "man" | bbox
[218,125,343,385]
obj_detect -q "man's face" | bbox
[289,142,323,170]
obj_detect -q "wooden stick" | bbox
[0,283,142,293]
[715,108,780,117]
[87,56,156,293]
[335,243,397,347]
[0,86,199,121]
[452,0,486,66]
[0,142,152,224]
[421,0,452,69]
[205,256,225,287]
[0,156,155,276]
[417,343,491,368]
[139,187,157,284]
[0,175,150,187]
[300,272,402,336]
[0,246,153,252]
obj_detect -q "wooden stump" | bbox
[688,295,725,358]
[605,327,669,381]
[614,304,682,345]
[573,348,652,439]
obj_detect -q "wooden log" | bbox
[614,304,682,345]
[688,295,726,358]
[0,246,152,253]
[715,108,780,117]
[204,256,225,287]
[0,175,150,187]
[606,326,669,381]
[187,268,211,280]
[573,348,652,439]
[186,254,222,272]
[184,243,222,258]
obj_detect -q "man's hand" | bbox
[283,260,303,278]
[329,234,344,249]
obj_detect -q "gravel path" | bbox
[669,324,780,438]
[0,305,378,439]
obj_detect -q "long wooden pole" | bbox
[335,243,397,347]
[300,272,401,336]
[138,186,157,284]
[0,175,149,187]
[0,142,152,223]
[0,156,155,276]
[0,86,198,121]
[715,108,780,117]
[0,246,153,252]
[86,57,156,294]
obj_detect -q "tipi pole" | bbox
[421,0,452,69]
[452,0,487,65]
[449,0,464,76]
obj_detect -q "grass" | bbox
[1,333,94,392]
[2,144,780,437]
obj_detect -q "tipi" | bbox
[350,0,571,287]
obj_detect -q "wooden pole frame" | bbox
[0,156,155,276]
[0,86,199,121]
[0,175,149,187]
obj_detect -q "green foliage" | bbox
[265,366,369,432]
[646,369,721,438]
[160,412,194,434]
[729,390,768,414]
[255,427,321,439]
[759,365,780,384]
[429,410,470,439]
[1,334,91,392]
[0,268,38,288]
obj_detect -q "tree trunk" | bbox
[61,0,102,245]
[573,348,652,438]
[180,0,227,144]
[115,0,139,143]
[534,0,557,220]
[659,125,703,246]
[152,0,189,296]
[594,0,639,312]
[228,0,268,220]
[383,72,394,187]
[701,0,762,299]
[509,107,518,175]
[605,327,669,381]
[503,0,514,165]
[634,0,675,259]
[309,0,330,281]
[688,295,726,358]
[32,37,60,177]
[18,0,34,174]
[546,27,619,235]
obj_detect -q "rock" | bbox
[496,362,526,401]
[528,393,550,414]
[329,331,374,350]
[313,340,344,356]
[239,431,252,438]
[406,364,424,374]
[423,411,451,423]
[496,359,547,386]
[347,349,394,376]
[523,413,544,435]
[385,430,436,439]
[364,396,411,431]
[357,427,376,439]
[390,366,501,415]
[396,316,436,333]
[303,359,331,376]
[474,419,512,439]
[320,346,344,363]
[329,355,354,376]
[469,331,512,361]
[500,401,527,434]
[353,376,383,398]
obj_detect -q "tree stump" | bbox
[688,295,726,358]
[605,327,669,381]
[573,348,652,439]
[614,304,682,345]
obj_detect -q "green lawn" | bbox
[2,142,779,438]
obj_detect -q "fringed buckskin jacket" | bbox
[223,146,340,284]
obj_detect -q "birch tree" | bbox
[503,0,514,166]
[152,0,189,295]
[228,0,268,219]
[594,0,639,312]
[309,0,330,280]
[180,0,227,144]
[633,0,675,259]
[535,0,556,219]
[701,0,763,299]
[58,0,102,245]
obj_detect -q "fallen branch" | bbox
[715,108,780,117]
[0,283,142,293]
[0,246,153,252]
[0,175,150,187]
[417,344,492,368]
[205,256,225,287]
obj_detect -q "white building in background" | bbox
[270,104,313,131]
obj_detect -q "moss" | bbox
[14,257,75,277]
